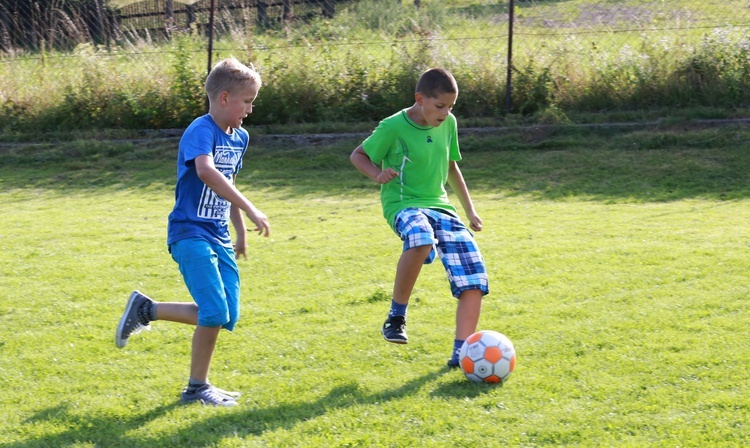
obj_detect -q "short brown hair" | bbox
[415,68,458,98]
[205,57,262,100]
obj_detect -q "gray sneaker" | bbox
[115,290,154,348]
[182,384,238,407]
[210,385,241,400]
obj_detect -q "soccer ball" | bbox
[459,330,516,384]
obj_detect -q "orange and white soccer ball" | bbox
[459,330,516,384]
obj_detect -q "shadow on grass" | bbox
[430,377,505,399]
[1,124,749,202]
[7,368,480,447]
[9,402,183,448]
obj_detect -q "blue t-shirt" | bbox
[167,114,249,247]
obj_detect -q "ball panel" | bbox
[479,330,504,344]
[483,346,502,364]
[493,358,511,378]
[467,341,487,361]
[472,359,494,378]
[460,357,475,373]
[465,373,482,383]
[485,375,501,384]
[466,332,484,344]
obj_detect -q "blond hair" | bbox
[205,57,262,101]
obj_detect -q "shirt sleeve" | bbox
[181,121,215,166]
[449,114,461,162]
[361,119,396,166]
[235,127,250,174]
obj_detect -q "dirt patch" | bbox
[518,3,694,29]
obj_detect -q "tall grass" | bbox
[1,0,750,134]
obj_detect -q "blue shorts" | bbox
[169,237,240,330]
[394,208,489,299]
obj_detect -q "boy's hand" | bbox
[247,208,271,237]
[376,168,400,184]
[468,212,483,232]
[234,237,247,260]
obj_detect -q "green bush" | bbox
[2,0,750,133]
[676,27,750,106]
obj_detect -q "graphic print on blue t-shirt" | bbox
[197,145,243,220]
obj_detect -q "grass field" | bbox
[0,122,749,446]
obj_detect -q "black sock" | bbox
[186,378,207,393]
[138,300,157,324]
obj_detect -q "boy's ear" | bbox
[218,90,230,105]
[414,91,424,106]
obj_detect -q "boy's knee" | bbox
[404,243,436,264]
[197,301,231,328]
[198,313,229,328]
[409,244,433,255]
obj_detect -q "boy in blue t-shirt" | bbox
[115,58,270,406]
[350,68,489,368]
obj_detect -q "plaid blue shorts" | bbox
[394,208,489,299]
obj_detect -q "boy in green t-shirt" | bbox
[350,68,489,367]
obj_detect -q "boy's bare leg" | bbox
[455,289,483,340]
[155,302,199,325]
[382,245,432,344]
[156,305,222,384]
[392,245,433,304]
[153,303,218,382]
[190,325,221,382]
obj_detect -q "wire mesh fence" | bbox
[2,0,750,128]
[0,0,344,51]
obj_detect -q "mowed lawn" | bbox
[0,124,748,447]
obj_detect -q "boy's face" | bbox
[222,83,260,129]
[415,91,458,127]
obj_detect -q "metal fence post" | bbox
[206,0,216,112]
[283,0,292,21]
[94,0,105,42]
[257,0,269,28]
[165,0,174,32]
[323,0,335,18]
[505,0,514,114]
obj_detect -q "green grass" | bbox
[1,123,749,446]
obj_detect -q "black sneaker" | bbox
[447,359,460,369]
[381,315,408,344]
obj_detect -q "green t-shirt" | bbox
[362,109,461,229]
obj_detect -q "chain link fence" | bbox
[2,0,750,128]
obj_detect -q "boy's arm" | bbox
[350,145,399,184]
[195,154,270,237]
[230,180,248,259]
[447,161,482,232]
